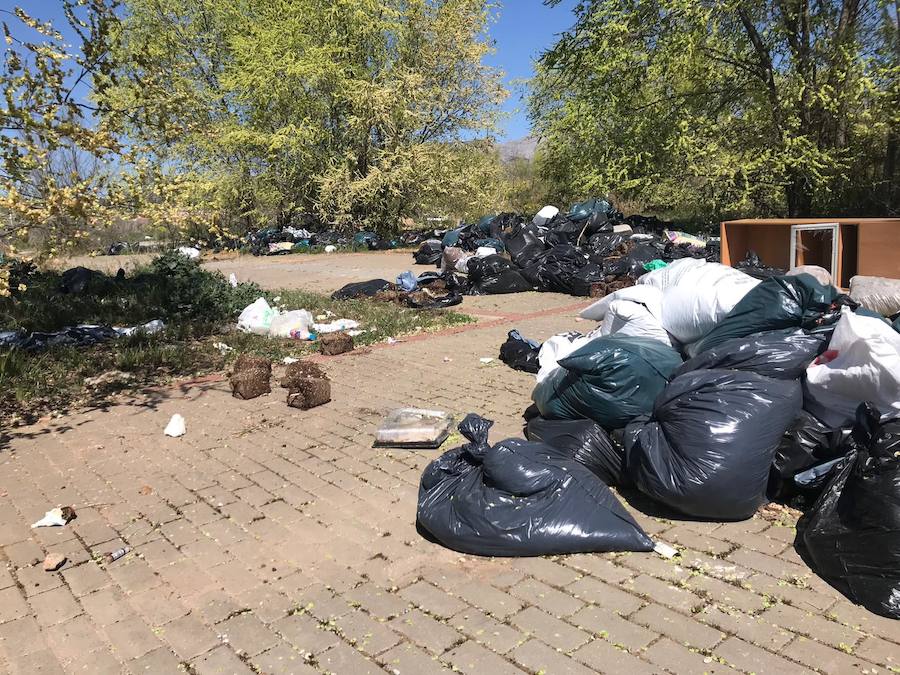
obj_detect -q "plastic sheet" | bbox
[625,370,802,520]
[416,414,654,556]
[688,274,849,357]
[803,310,900,427]
[499,330,540,374]
[533,335,682,429]
[526,416,628,486]
[798,403,900,620]
[676,328,827,380]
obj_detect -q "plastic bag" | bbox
[536,332,593,384]
[331,279,393,300]
[414,240,443,266]
[533,205,559,227]
[269,309,314,339]
[850,275,900,316]
[533,336,682,429]
[676,328,827,380]
[597,299,673,346]
[238,298,277,335]
[526,416,628,486]
[768,411,851,499]
[396,270,418,292]
[625,370,802,520]
[586,232,626,259]
[804,310,900,427]
[417,414,654,556]
[688,274,848,358]
[735,250,786,279]
[499,330,541,374]
[580,285,663,322]
[797,403,900,619]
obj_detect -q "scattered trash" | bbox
[375,408,453,449]
[213,342,234,355]
[313,319,360,334]
[498,330,540,374]
[324,245,337,253]
[479,357,494,364]
[386,337,402,345]
[84,370,134,389]
[176,246,201,260]
[396,270,418,292]
[237,297,277,335]
[31,506,76,528]
[103,547,130,564]
[228,273,238,287]
[43,553,67,571]
[653,541,679,559]
[443,356,452,363]
[164,414,186,438]
[347,329,363,337]
[319,332,354,356]
[282,356,299,365]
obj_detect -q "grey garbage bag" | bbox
[797,403,900,620]
[533,336,682,429]
[526,416,629,487]
[625,370,802,520]
[417,414,654,556]
[675,328,827,381]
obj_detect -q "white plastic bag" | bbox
[536,332,593,384]
[533,205,559,227]
[804,311,900,427]
[269,309,314,339]
[475,247,496,258]
[237,298,276,335]
[850,276,900,316]
[164,414,186,438]
[313,318,359,334]
[176,246,200,260]
[599,299,673,346]
[638,257,707,291]
[580,285,663,322]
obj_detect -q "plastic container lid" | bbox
[374,408,453,449]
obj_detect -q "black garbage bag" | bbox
[504,222,546,268]
[417,414,654,556]
[533,335,683,429]
[705,239,722,263]
[736,250,786,279]
[797,403,900,619]
[675,328,828,381]
[526,416,629,487]
[499,330,540,373]
[624,370,802,520]
[6,325,120,351]
[106,242,128,256]
[520,245,594,294]
[688,274,851,357]
[490,213,524,240]
[60,267,101,294]
[586,232,626,260]
[768,411,851,500]
[413,240,443,266]
[466,254,514,283]
[468,255,533,294]
[331,279,393,300]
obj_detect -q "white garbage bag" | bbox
[533,205,559,227]
[598,300,673,346]
[638,257,707,291]
[475,246,496,258]
[270,309,314,339]
[176,246,201,260]
[580,285,663,322]
[536,332,593,384]
[850,276,900,316]
[237,298,276,335]
[804,310,900,427]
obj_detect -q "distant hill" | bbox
[497,136,538,163]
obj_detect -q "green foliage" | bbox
[100,0,506,234]
[532,0,900,220]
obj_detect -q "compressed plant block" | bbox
[230,368,271,400]
[319,332,354,356]
[280,361,328,389]
[233,354,272,376]
[287,378,331,409]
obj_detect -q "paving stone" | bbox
[566,576,643,615]
[219,612,279,657]
[450,608,525,655]
[129,646,184,673]
[333,607,401,656]
[572,638,660,675]
[191,645,255,674]
[389,609,462,654]
[29,586,82,627]
[764,602,864,649]
[378,642,452,674]
[273,613,340,655]
[509,578,584,618]
[643,636,741,675]
[698,605,794,651]
[782,636,882,675]
[159,613,220,659]
[445,640,526,675]
[399,581,467,619]
[716,636,815,675]
[570,604,658,650]
[252,641,319,675]
[317,642,384,675]
[511,639,597,674]
[631,604,723,650]
[102,616,163,660]
[452,581,523,619]
[510,607,591,652]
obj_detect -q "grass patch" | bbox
[0,267,472,428]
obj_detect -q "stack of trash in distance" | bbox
[248,220,441,257]
[433,264,900,619]
[330,272,464,310]
[404,199,720,299]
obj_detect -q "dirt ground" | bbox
[0,252,895,675]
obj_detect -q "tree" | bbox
[0,2,121,294]
[101,0,506,234]
[531,0,900,220]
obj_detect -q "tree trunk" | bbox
[785,170,813,217]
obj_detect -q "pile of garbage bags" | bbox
[248,222,441,256]
[331,271,464,309]
[407,199,721,299]
[417,266,900,619]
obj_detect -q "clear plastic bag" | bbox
[374,408,453,449]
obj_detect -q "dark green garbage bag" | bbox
[532,335,682,429]
[687,274,850,357]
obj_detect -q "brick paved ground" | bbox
[1,254,897,674]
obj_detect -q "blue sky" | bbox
[16,0,577,141]
[487,0,578,140]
